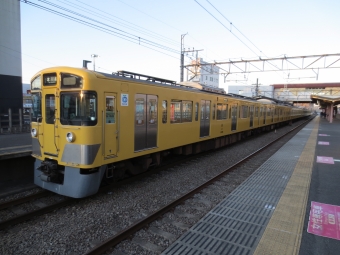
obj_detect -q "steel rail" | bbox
[0,198,74,230]
[0,191,50,211]
[85,116,314,255]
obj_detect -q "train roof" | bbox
[34,66,295,106]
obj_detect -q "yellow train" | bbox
[30,66,311,198]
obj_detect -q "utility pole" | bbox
[91,54,98,71]
[253,78,260,97]
[180,34,187,82]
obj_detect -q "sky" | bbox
[19,0,340,91]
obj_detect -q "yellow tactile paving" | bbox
[253,118,319,255]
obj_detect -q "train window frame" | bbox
[61,73,83,89]
[217,103,227,120]
[240,105,248,118]
[31,75,42,90]
[212,104,216,120]
[170,100,193,124]
[162,100,167,124]
[106,96,115,124]
[195,102,199,121]
[45,94,55,124]
[60,91,98,126]
[43,73,57,86]
[255,107,259,117]
[182,100,192,123]
[31,92,42,122]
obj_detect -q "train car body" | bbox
[30,67,311,198]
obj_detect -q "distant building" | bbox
[187,58,220,88]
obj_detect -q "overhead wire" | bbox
[56,0,180,48]
[20,0,181,60]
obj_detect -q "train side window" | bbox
[195,102,199,121]
[45,94,55,124]
[212,104,216,120]
[182,101,192,123]
[106,96,115,124]
[170,100,181,123]
[162,100,167,123]
[224,104,228,119]
[255,107,259,117]
[217,103,227,120]
[240,105,248,118]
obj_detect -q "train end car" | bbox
[30,66,312,198]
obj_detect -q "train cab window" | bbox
[31,75,41,90]
[61,73,83,89]
[60,92,97,126]
[45,94,55,124]
[195,102,199,121]
[162,100,167,123]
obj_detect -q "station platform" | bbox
[0,132,32,160]
[163,116,340,255]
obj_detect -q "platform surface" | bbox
[0,133,32,160]
[163,116,340,255]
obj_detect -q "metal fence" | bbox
[0,109,31,134]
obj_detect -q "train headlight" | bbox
[31,128,37,137]
[66,132,76,143]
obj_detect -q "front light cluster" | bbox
[31,128,37,137]
[66,132,76,143]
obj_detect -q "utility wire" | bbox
[37,0,180,54]
[21,0,180,59]
[56,0,180,47]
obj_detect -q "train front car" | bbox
[31,67,105,198]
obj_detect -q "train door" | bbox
[134,94,158,151]
[43,91,59,156]
[263,106,266,124]
[104,93,117,157]
[250,105,254,127]
[231,104,238,131]
[200,100,210,137]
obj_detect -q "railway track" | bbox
[0,117,313,254]
[84,117,314,255]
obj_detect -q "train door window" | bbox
[162,100,167,123]
[149,98,157,124]
[212,104,216,120]
[31,93,42,122]
[182,101,192,123]
[255,107,259,117]
[45,94,55,124]
[136,98,144,125]
[195,102,199,121]
[106,96,115,124]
